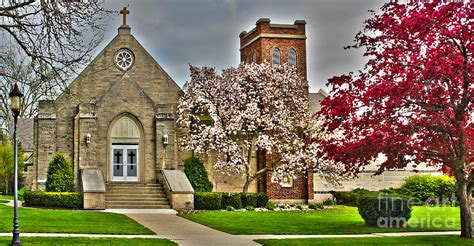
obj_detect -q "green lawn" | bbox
[181,206,460,235]
[0,204,154,235]
[0,237,176,246]
[255,236,473,246]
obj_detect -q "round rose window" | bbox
[115,49,134,70]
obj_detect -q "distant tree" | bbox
[184,156,213,192]
[318,1,472,237]
[0,50,59,127]
[0,1,111,127]
[45,153,74,192]
[177,63,342,192]
[0,142,23,194]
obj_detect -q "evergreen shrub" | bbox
[183,156,213,192]
[358,196,412,228]
[45,153,74,192]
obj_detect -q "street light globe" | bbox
[9,83,23,114]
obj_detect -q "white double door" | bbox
[111,144,139,181]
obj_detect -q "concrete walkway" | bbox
[125,213,259,246]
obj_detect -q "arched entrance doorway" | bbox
[110,115,142,182]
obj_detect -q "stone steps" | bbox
[105,183,170,209]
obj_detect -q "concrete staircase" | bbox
[105,183,170,209]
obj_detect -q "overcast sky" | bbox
[102,0,382,92]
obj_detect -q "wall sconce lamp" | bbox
[85,133,91,146]
[162,134,169,146]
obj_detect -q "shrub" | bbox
[256,193,269,208]
[296,204,303,210]
[401,175,456,202]
[221,193,242,209]
[241,193,257,207]
[309,203,324,210]
[23,191,82,208]
[330,188,377,206]
[0,143,24,194]
[358,196,412,228]
[194,192,222,210]
[266,202,276,210]
[45,153,74,192]
[245,205,255,211]
[183,156,213,192]
[226,205,235,211]
[322,198,337,206]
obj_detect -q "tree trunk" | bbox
[243,178,250,193]
[455,173,473,238]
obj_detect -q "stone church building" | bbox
[28,13,440,209]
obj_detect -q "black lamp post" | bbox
[9,83,23,246]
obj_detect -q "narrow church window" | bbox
[281,176,293,188]
[272,48,280,66]
[253,51,257,63]
[245,55,250,64]
[115,49,135,70]
[288,48,297,67]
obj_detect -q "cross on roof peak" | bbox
[120,7,130,26]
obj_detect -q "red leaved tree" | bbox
[318,1,473,237]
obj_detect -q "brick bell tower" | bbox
[239,18,307,80]
[239,19,314,203]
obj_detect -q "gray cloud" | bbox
[102,0,382,92]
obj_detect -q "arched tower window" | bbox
[288,48,297,67]
[245,55,250,64]
[253,51,257,63]
[271,48,280,66]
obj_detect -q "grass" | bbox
[181,206,460,235]
[255,236,473,246]
[0,204,154,235]
[0,237,176,245]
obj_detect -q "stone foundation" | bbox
[83,192,105,209]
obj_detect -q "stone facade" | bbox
[32,25,187,191]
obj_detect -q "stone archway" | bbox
[108,114,143,182]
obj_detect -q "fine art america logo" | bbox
[376,193,457,228]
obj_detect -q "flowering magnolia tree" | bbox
[177,63,341,192]
[318,1,472,237]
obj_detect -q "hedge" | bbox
[358,196,412,228]
[23,191,83,209]
[195,192,269,210]
[194,192,222,210]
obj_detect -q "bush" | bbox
[330,188,378,206]
[358,196,412,228]
[221,192,242,209]
[45,153,74,192]
[0,143,24,194]
[184,156,213,192]
[256,193,269,208]
[266,202,276,210]
[194,192,222,210]
[241,193,257,207]
[309,203,324,210]
[23,191,82,208]
[245,205,255,211]
[322,198,337,206]
[226,205,235,211]
[401,175,456,202]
